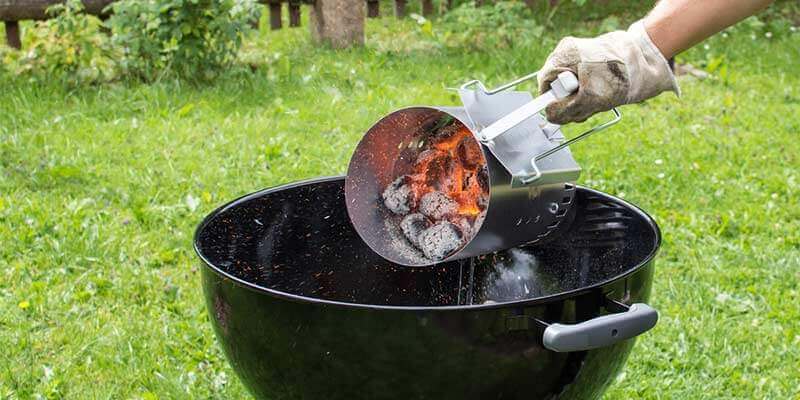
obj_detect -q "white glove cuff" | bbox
[628,20,681,99]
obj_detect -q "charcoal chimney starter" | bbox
[346,72,621,266]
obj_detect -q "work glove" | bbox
[538,21,680,124]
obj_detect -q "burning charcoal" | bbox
[382,176,414,215]
[411,150,451,193]
[419,191,457,220]
[423,154,453,191]
[477,166,490,192]
[418,221,463,261]
[457,137,483,169]
[462,171,478,193]
[436,123,461,140]
[414,149,443,167]
[400,213,430,248]
[476,168,490,209]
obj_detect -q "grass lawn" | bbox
[1,3,799,398]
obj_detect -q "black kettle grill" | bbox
[194,176,660,400]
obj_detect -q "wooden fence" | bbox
[1,0,468,49]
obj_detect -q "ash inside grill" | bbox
[380,117,489,262]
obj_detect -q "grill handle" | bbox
[542,302,658,352]
[477,71,578,142]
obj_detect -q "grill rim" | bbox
[193,175,661,312]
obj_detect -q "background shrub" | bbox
[106,0,260,81]
[437,2,543,51]
[2,0,117,85]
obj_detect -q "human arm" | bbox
[538,0,774,124]
[645,0,773,58]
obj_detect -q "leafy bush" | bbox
[2,0,118,85]
[106,0,260,81]
[437,2,543,50]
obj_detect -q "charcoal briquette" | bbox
[382,176,414,215]
[418,221,463,261]
[436,122,460,140]
[419,191,457,220]
[400,213,430,247]
[456,137,483,169]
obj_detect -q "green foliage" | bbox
[0,46,9,76]
[676,3,800,86]
[598,15,621,32]
[106,0,260,81]
[0,3,799,398]
[437,1,543,50]
[0,0,260,85]
[2,0,117,85]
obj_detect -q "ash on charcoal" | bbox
[384,219,428,263]
[418,221,463,261]
[400,213,430,248]
[382,176,414,215]
[419,191,457,220]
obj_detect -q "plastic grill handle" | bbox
[542,303,658,352]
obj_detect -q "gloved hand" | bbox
[538,21,680,125]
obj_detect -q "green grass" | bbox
[1,4,799,399]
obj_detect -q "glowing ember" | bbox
[407,124,488,218]
[382,119,489,261]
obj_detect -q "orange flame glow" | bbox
[407,125,488,218]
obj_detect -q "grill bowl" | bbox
[194,176,660,400]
